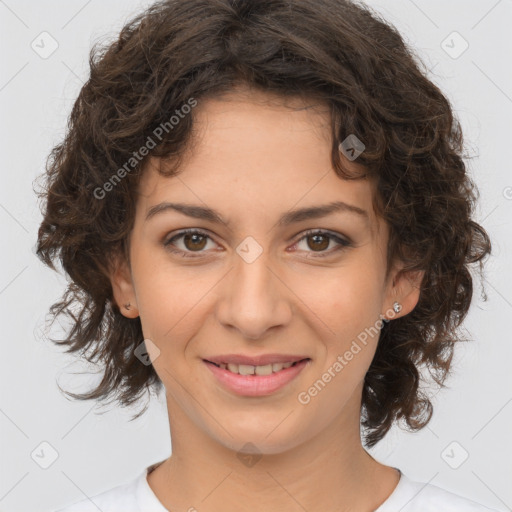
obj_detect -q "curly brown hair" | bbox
[35,0,491,448]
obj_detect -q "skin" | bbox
[109,85,424,512]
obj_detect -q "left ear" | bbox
[381,264,425,320]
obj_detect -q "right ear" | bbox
[108,251,139,319]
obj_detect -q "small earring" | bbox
[124,303,131,311]
[393,301,402,314]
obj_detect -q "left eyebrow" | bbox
[276,200,369,227]
[145,200,369,227]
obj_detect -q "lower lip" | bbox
[203,359,311,397]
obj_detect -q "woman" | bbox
[37,0,495,510]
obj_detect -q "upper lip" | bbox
[204,354,311,366]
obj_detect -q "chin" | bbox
[211,423,310,458]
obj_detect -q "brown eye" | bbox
[293,229,352,258]
[163,229,216,258]
[306,233,330,251]
[163,228,352,260]
[182,232,207,251]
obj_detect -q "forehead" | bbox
[135,89,382,235]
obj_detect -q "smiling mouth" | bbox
[204,358,311,376]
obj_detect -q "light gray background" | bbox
[0,1,511,511]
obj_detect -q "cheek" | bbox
[291,262,385,380]
[131,253,209,348]
[295,263,383,334]
[133,241,385,356]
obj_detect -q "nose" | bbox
[215,249,293,341]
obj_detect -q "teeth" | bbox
[222,361,295,375]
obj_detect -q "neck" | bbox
[148,383,400,512]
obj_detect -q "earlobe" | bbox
[108,252,140,318]
[383,268,425,320]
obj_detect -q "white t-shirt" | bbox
[54,463,499,512]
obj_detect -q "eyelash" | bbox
[163,228,352,259]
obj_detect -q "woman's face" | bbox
[112,88,421,455]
